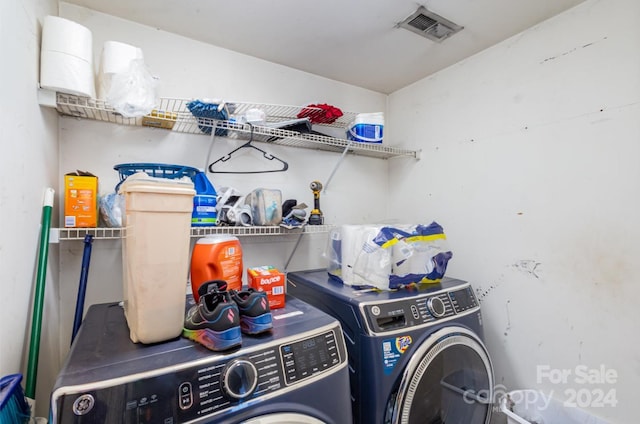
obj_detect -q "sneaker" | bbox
[183,290,242,351]
[194,279,228,302]
[229,288,273,335]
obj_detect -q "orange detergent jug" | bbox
[190,235,243,301]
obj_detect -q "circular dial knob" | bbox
[427,297,446,318]
[222,359,258,400]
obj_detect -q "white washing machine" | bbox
[49,296,352,423]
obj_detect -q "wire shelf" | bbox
[191,224,332,237]
[55,93,419,160]
[56,227,126,240]
[53,225,332,241]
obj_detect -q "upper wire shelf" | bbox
[54,93,419,160]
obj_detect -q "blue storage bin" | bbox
[114,163,200,191]
[113,163,217,227]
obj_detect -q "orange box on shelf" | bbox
[64,171,98,228]
[247,266,285,310]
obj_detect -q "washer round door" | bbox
[386,326,494,424]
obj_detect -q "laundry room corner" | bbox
[388,0,640,422]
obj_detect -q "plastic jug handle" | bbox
[194,172,216,195]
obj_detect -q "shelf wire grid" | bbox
[55,94,419,160]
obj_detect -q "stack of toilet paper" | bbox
[97,41,144,100]
[40,16,96,98]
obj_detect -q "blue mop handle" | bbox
[71,234,93,344]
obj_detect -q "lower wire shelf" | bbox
[50,224,333,242]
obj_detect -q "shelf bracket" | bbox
[49,228,60,244]
[283,230,305,272]
[323,139,355,193]
[37,85,57,108]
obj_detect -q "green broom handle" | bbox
[25,188,54,400]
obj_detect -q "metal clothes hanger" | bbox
[208,123,289,174]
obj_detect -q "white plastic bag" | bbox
[325,224,390,289]
[107,59,158,118]
[98,192,124,227]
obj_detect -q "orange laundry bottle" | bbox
[190,235,243,301]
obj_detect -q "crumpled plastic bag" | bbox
[373,222,453,288]
[107,59,159,118]
[326,222,453,290]
[99,192,124,227]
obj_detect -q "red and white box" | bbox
[247,266,285,310]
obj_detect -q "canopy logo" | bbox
[395,336,412,353]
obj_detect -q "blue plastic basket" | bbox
[113,163,200,191]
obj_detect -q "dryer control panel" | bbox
[362,285,479,334]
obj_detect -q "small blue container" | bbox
[347,123,384,143]
[346,112,384,144]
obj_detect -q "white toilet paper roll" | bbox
[97,41,144,100]
[40,50,96,98]
[101,41,144,74]
[41,16,93,62]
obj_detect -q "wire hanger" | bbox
[208,123,289,174]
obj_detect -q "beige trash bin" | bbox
[119,173,195,344]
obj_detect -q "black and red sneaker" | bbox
[183,288,241,351]
[229,288,273,335]
[196,280,228,299]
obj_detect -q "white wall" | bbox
[0,0,60,418]
[388,0,638,422]
[54,0,390,384]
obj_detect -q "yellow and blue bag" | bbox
[326,222,452,290]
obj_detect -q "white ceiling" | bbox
[65,0,586,94]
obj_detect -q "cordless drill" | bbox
[308,181,324,225]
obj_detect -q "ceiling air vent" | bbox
[397,6,463,42]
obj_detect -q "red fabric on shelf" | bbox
[297,103,343,124]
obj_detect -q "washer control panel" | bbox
[281,331,342,385]
[364,285,479,334]
[53,328,344,424]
